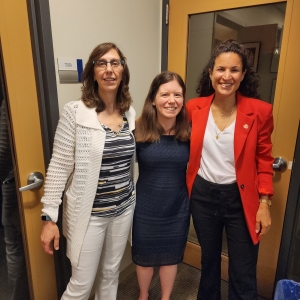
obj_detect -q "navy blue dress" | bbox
[132,135,190,266]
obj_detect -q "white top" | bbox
[198,109,236,184]
[41,100,136,266]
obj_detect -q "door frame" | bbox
[166,0,300,298]
[26,0,72,296]
[26,0,59,166]
[161,0,169,71]
[0,0,58,298]
[275,122,300,281]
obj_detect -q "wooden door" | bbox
[0,0,57,299]
[168,0,300,298]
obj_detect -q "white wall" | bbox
[48,0,162,277]
[49,0,162,118]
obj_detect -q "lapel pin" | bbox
[243,124,249,129]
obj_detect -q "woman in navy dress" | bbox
[132,71,190,300]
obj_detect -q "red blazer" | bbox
[186,93,274,244]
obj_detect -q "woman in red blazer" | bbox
[186,39,273,300]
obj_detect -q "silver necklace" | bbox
[98,112,123,128]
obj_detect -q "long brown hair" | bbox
[135,71,190,142]
[81,42,132,114]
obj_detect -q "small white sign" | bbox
[57,58,77,71]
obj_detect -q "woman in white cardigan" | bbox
[40,42,136,300]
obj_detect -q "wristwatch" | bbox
[41,214,52,221]
[259,199,272,207]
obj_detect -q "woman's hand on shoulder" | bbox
[255,202,271,237]
[41,221,60,254]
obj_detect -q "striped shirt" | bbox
[92,115,135,218]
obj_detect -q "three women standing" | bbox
[40,37,272,300]
[132,72,190,300]
[40,42,136,300]
[187,39,273,299]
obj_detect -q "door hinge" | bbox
[166,4,169,25]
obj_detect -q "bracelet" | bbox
[259,199,271,207]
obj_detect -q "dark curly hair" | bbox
[81,42,132,114]
[135,71,190,142]
[196,39,260,99]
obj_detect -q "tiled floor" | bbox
[117,262,268,300]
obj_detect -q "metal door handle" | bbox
[273,157,287,172]
[19,172,44,192]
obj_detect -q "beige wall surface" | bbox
[49,0,162,117]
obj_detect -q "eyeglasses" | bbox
[93,59,124,70]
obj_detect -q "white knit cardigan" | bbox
[41,100,136,266]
